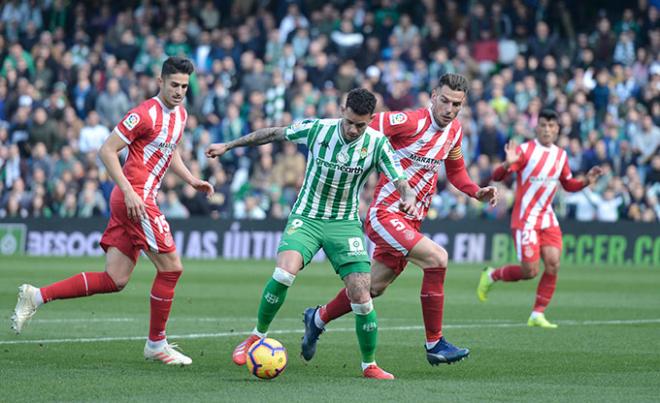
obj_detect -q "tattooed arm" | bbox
[205,127,286,158]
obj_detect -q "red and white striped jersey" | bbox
[113,97,187,203]
[509,140,572,229]
[369,108,464,221]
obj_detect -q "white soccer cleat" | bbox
[11,284,40,334]
[144,342,193,366]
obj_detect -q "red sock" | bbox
[533,272,557,313]
[319,288,352,323]
[149,271,182,342]
[491,264,524,282]
[40,272,118,303]
[420,267,446,343]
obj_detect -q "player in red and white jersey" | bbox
[11,57,213,365]
[301,74,498,366]
[477,109,602,328]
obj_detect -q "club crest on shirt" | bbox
[337,151,349,164]
[360,147,368,159]
[389,112,407,125]
[122,113,140,131]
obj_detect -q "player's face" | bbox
[340,106,374,143]
[431,85,466,127]
[536,117,559,146]
[159,73,190,108]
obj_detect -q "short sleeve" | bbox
[284,119,318,145]
[114,109,148,144]
[376,137,406,182]
[369,111,417,139]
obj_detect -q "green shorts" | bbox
[278,214,371,278]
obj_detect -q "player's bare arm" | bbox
[205,127,287,158]
[99,132,146,221]
[170,149,214,197]
[394,178,417,216]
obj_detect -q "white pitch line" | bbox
[1,318,659,346]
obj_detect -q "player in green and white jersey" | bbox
[206,88,416,379]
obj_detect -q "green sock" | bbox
[256,278,289,333]
[355,310,378,363]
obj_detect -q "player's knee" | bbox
[425,246,448,268]
[521,265,539,279]
[109,274,130,290]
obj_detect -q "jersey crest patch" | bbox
[290,119,314,132]
[389,112,408,125]
[122,113,140,131]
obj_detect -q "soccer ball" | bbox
[246,338,288,379]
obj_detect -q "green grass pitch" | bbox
[1,256,659,402]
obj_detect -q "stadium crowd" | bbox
[0,0,658,223]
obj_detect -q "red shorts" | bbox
[99,188,176,263]
[512,226,562,263]
[364,208,424,275]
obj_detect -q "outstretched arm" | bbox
[205,127,286,158]
[561,165,603,192]
[445,156,498,206]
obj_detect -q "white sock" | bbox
[314,310,325,329]
[32,289,44,306]
[252,328,267,338]
[147,338,167,349]
[426,340,439,350]
[361,361,376,371]
[530,311,543,319]
[487,270,495,283]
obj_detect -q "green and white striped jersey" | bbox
[284,118,405,221]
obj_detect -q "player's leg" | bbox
[528,227,563,328]
[407,237,469,365]
[342,268,393,379]
[141,250,193,365]
[233,250,304,365]
[478,229,540,301]
[11,244,134,334]
[234,216,317,365]
[303,259,398,361]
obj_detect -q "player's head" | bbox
[536,109,560,146]
[158,57,194,108]
[340,88,377,142]
[430,73,469,128]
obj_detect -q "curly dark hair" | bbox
[161,56,195,77]
[345,88,377,116]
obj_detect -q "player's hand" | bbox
[586,166,603,184]
[475,186,498,207]
[398,197,417,217]
[503,140,521,168]
[205,143,229,158]
[124,189,147,222]
[191,179,215,197]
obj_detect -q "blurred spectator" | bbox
[0,1,656,223]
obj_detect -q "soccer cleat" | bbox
[477,267,495,302]
[11,284,40,334]
[527,313,558,329]
[301,306,325,361]
[426,337,470,365]
[232,334,261,366]
[144,342,192,365]
[363,364,395,380]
